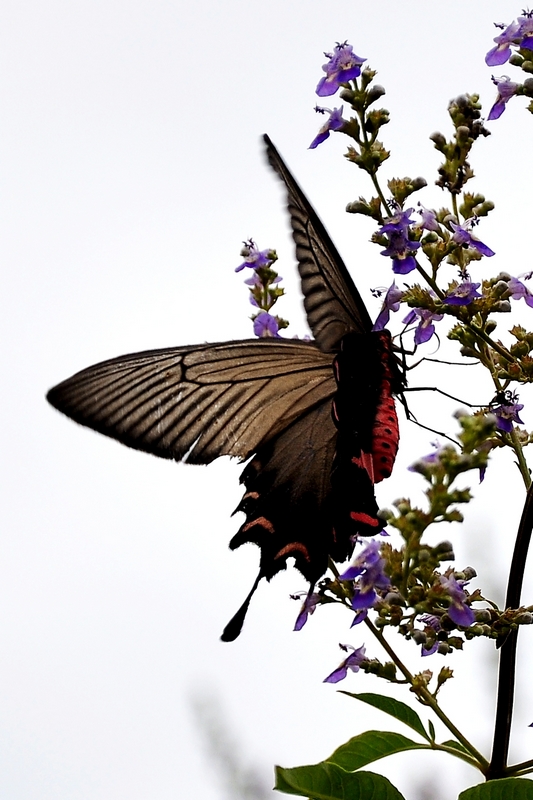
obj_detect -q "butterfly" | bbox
[47,134,405,640]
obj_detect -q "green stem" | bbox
[364,618,489,771]
[510,427,531,490]
[507,760,533,777]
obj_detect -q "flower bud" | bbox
[461,566,477,580]
[437,642,452,655]
[523,78,533,96]
[516,612,533,625]
[366,84,386,103]
[430,131,446,149]
[493,301,511,313]
[384,592,406,606]
[411,630,427,645]
[474,609,491,623]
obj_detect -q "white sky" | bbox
[2,1,533,798]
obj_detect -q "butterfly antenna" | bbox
[220,571,263,642]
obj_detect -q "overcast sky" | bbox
[3,1,533,798]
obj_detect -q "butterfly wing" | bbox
[264,134,373,351]
[47,339,335,464]
[47,136,397,639]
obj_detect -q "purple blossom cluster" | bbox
[485,12,533,119]
[308,41,363,148]
[485,13,533,67]
[378,208,421,275]
[340,539,391,616]
[236,240,283,337]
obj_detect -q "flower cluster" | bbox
[236,240,288,337]
[485,11,533,119]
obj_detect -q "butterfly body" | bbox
[47,136,405,639]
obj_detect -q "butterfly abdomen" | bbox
[330,331,401,538]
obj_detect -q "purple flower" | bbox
[316,42,366,97]
[340,540,390,611]
[491,393,524,433]
[450,219,495,257]
[508,276,533,308]
[402,308,443,345]
[293,592,321,631]
[378,209,420,274]
[486,20,522,65]
[350,609,368,627]
[439,575,475,627]
[417,205,440,232]
[488,75,520,120]
[518,12,533,50]
[324,643,367,684]
[236,240,275,273]
[419,614,441,657]
[309,106,345,149]
[373,282,404,331]
[408,444,445,475]
[253,311,279,338]
[379,208,416,234]
[444,281,482,306]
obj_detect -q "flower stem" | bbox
[364,618,489,771]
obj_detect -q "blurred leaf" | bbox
[459,778,533,799]
[275,764,406,799]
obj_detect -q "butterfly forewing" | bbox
[264,134,373,351]
[47,339,336,465]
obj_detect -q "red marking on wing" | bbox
[242,491,260,501]
[351,451,375,483]
[350,511,381,527]
[274,542,311,561]
[242,516,275,535]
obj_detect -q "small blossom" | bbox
[488,75,520,120]
[309,106,345,149]
[378,209,420,274]
[253,311,279,338]
[491,392,524,433]
[417,205,440,232]
[444,281,482,306]
[340,540,390,610]
[316,42,366,97]
[518,12,533,50]
[323,643,367,684]
[402,308,443,345]
[486,20,522,65]
[507,276,533,308]
[379,208,416,234]
[408,444,445,475]
[372,282,404,331]
[439,575,475,627]
[292,592,321,631]
[236,240,276,273]
[450,219,495,257]
[419,614,441,657]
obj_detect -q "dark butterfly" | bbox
[47,134,405,640]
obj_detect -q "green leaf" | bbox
[441,739,471,756]
[459,777,533,799]
[340,692,429,740]
[275,764,406,799]
[328,731,426,771]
